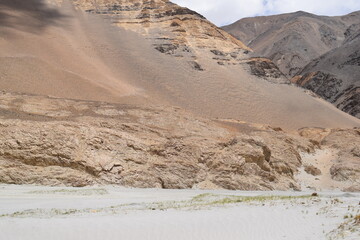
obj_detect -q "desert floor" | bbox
[0,185,359,240]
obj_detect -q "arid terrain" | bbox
[0,1,359,239]
[0,91,359,192]
[0,0,358,188]
[0,185,359,240]
[0,0,358,129]
[223,11,360,119]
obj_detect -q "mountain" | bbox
[292,31,360,118]
[0,0,358,129]
[223,10,360,119]
[222,11,360,77]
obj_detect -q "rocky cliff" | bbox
[0,91,359,191]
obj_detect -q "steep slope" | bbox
[0,0,141,102]
[223,11,360,77]
[71,0,253,69]
[0,0,359,129]
[292,31,360,118]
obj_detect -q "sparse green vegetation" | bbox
[191,193,214,201]
[0,193,316,219]
[192,193,313,206]
[27,188,109,196]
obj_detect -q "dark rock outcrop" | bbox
[292,34,360,118]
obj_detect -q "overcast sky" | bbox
[172,0,360,26]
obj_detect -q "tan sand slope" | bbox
[0,0,359,129]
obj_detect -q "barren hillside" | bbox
[223,10,360,119]
[223,11,360,77]
[0,0,358,129]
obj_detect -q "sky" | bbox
[172,0,360,26]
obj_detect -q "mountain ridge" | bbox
[223,10,360,119]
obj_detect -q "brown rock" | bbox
[304,164,322,176]
[0,92,316,190]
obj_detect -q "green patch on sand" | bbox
[27,188,109,196]
[0,193,315,218]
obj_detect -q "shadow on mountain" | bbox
[0,0,67,34]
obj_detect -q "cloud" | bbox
[172,0,360,26]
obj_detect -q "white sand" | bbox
[0,185,359,240]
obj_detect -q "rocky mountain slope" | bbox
[1,0,359,129]
[70,0,289,81]
[72,0,250,68]
[223,11,360,119]
[1,91,359,191]
[223,11,360,77]
[291,29,360,118]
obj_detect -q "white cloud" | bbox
[172,0,360,26]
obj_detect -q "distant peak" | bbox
[292,11,313,16]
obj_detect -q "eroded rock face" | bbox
[0,92,359,190]
[291,71,344,103]
[71,0,249,70]
[0,91,318,190]
[246,58,286,83]
[299,127,360,190]
[68,0,286,83]
[293,72,360,118]
[321,128,360,183]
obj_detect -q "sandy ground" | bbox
[0,185,359,240]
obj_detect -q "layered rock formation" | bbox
[0,91,307,190]
[71,0,289,78]
[72,0,247,61]
[0,91,359,191]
